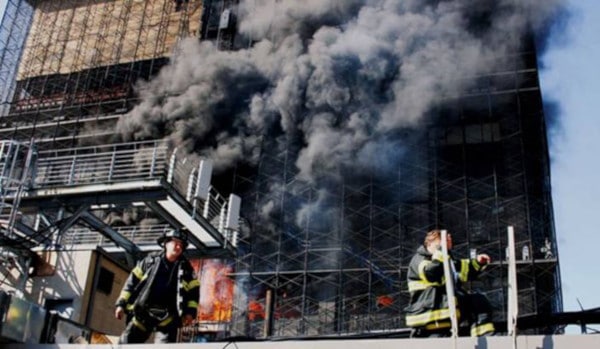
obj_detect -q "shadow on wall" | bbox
[542,335,554,349]
[475,334,555,349]
[476,336,488,349]
[30,250,86,319]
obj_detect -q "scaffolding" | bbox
[0,0,561,340]
[0,0,207,150]
[227,43,561,336]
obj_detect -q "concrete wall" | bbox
[0,248,129,337]
[24,250,94,321]
[4,335,600,349]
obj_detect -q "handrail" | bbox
[61,225,172,247]
[25,139,241,248]
[33,142,170,188]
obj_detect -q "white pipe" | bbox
[168,147,178,183]
[441,229,458,345]
[507,226,519,348]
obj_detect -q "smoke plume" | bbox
[117,0,565,225]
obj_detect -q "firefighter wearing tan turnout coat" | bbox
[405,229,495,337]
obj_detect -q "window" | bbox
[97,267,114,294]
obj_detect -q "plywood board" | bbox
[18,0,205,79]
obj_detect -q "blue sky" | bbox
[0,0,597,327]
[541,0,600,321]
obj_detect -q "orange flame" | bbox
[247,300,265,321]
[190,259,234,322]
[376,295,394,308]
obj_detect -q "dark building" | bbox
[228,36,562,335]
[0,0,562,339]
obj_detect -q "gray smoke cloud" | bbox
[117,0,564,224]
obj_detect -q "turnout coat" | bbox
[404,245,485,329]
[116,251,200,323]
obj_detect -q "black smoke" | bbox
[117,0,566,225]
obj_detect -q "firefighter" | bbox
[405,229,495,337]
[114,229,200,343]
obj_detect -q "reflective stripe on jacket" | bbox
[404,245,483,327]
[115,251,200,319]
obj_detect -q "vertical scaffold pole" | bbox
[168,147,178,184]
[441,229,458,345]
[507,226,519,349]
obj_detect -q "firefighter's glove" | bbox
[432,250,448,262]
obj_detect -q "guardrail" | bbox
[33,140,170,188]
[1,139,240,248]
[61,225,171,247]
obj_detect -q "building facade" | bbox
[228,42,562,335]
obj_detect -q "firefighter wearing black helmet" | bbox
[115,229,199,343]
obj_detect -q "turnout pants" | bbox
[458,291,495,336]
[411,292,495,338]
[119,308,179,344]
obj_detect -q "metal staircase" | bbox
[0,140,37,250]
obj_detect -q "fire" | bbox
[247,290,300,321]
[376,295,394,308]
[247,300,265,321]
[190,259,234,322]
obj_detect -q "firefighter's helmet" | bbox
[157,229,189,248]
